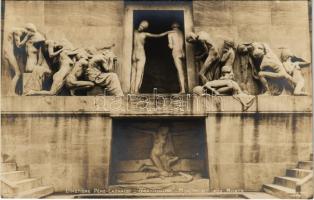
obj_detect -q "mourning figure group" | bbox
[186,31,310,96]
[4,23,123,96]
[3,23,310,96]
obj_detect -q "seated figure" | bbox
[193,65,255,111]
[193,65,242,96]
[84,50,124,96]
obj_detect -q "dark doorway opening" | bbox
[133,10,186,93]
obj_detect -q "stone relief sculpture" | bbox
[234,43,260,94]
[138,126,179,177]
[186,31,220,84]
[250,42,296,96]
[116,125,194,185]
[193,65,255,111]
[187,29,309,96]
[280,48,310,96]
[25,39,77,95]
[131,20,173,93]
[3,22,124,96]
[84,50,124,96]
[24,29,47,73]
[186,32,236,85]
[3,23,310,97]
[65,49,94,96]
[3,23,37,95]
[168,22,186,93]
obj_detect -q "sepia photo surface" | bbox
[0,0,313,199]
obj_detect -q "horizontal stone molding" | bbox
[1,95,312,115]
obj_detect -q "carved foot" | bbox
[70,89,76,96]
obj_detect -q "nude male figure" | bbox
[193,65,242,96]
[168,22,186,93]
[139,126,179,177]
[131,20,172,93]
[3,23,36,95]
[186,31,219,84]
[65,49,95,95]
[25,39,76,95]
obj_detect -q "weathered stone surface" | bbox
[230,1,271,25]
[44,1,123,26]
[206,113,312,190]
[257,96,312,112]
[193,1,232,26]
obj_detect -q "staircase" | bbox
[262,154,313,199]
[1,162,54,198]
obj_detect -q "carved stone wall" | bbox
[1,96,312,192]
[1,114,112,192]
[206,113,312,191]
[192,0,312,93]
[2,0,124,95]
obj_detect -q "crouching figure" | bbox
[85,50,124,96]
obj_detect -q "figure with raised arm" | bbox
[131,20,173,93]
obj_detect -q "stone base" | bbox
[86,85,105,96]
[1,96,311,114]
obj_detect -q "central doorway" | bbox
[133,10,186,93]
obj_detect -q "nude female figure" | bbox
[25,39,76,95]
[3,23,36,95]
[131,20,173,93]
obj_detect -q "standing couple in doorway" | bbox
[131,20,186,94]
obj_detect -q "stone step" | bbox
[17,186,54,198]
[14,178,42,192]
[286,168,312,178]
[0,163,17,172]
[0,171,27,181]
[262,184,298,199]
[274,176,300,189]
[297,161,313,170]
[310,153,313,161]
